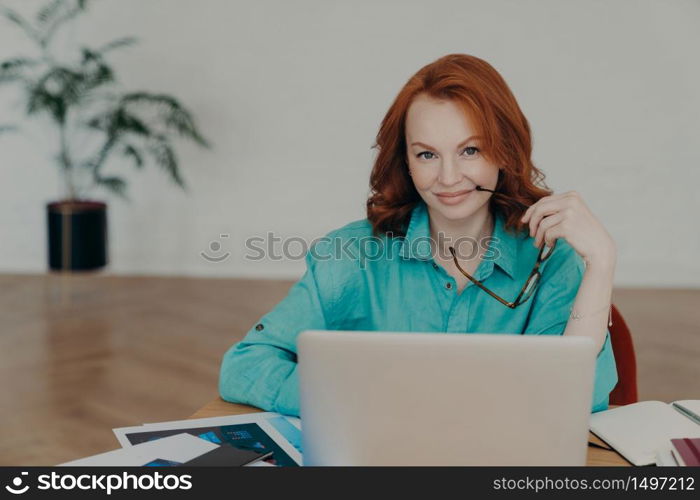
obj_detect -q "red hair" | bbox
[367,53,552,237]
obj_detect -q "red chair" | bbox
[608,304,638,405]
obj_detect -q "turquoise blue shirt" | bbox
[219,200,618,416]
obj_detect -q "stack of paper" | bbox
[60,412,303,467]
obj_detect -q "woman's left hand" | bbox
[520,191,616,270]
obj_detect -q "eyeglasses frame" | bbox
[446,186,556,309]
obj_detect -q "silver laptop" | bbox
[297,330,597,466]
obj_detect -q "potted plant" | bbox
[0,0,208,271]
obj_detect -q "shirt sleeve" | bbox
[218,241,335,417]
[522,239,618,413]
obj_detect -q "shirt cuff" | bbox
[273,366,300,417]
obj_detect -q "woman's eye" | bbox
[416,151,435,160]
[416,147,480,160]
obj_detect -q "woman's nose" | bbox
[437,158,462,186]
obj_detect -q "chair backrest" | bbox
[608,304,638,405]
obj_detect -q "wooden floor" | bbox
[0,274,698,466]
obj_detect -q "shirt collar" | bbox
[399,200,519,280]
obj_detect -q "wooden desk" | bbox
[190,398,631,466]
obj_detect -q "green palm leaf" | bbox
[88,108,152,137]
[1,0,208,201]
[39,0,91,48]
[123,144,144,169]
[27,67,83,122]
[79,48,115,93]
[36,0,66,24]
[94,175,128,198]
[148,136,185,188]
[0,6,40,43]
[97,37,139,55]
[121,92,209,147]
[0,58,38,84]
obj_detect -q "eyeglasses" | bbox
[446,186,556,309]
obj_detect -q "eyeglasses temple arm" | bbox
[448,247,513,308]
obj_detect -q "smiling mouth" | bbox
[435,189,474,197]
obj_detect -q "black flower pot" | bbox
[47,200,108,271]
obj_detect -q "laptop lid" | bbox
[298,330,597,466]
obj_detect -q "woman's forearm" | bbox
[520,190,618,353]
[563,256,616,353]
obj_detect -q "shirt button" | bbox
[445,282,452,290]
[255,323,264,331]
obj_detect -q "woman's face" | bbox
[405,94,500,222]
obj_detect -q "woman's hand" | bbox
[520,191,616,270]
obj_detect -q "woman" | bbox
[219,53,618,416]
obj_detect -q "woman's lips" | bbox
[434,189,474,205]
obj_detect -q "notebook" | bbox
[182,443,272,466]
[671,438,700,467]
[589,400,700,466]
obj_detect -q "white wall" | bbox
[1,0,699,287]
